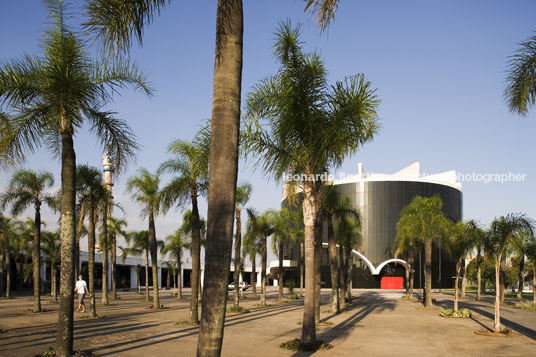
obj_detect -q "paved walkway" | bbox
[0,288,535,356]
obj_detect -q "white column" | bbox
[200,269,204,287]
[180,268,184,288]
[40,263,47,284]
[108,262,112,287]
[157,267,162,288]
[257,272,262,287]
[130,266,137,289]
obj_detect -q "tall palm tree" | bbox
[76,165,105,316]
[41,230,61,303]
[245,209,275,306]
[242,222,261,297]
[1,169,55,312]
[333,214,361,308]
[0,1,150,353]
[108,216,128,300]
[485,214,533,332]
[242,21,379,347]
[232,182,252,308]
[512,230,534,299]
[444,221,474,312]
[126,169,163,309]
[159,134,209,324]
[162,229,190,300]
[395,196,451,309]
[504,34,536,115]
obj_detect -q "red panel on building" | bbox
[381,276,403,289]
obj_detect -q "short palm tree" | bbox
[76,165,105,316]
[162,229,190,300]
[395,195,451,309]
[504,34,536,115]
[121,230,151,301]
[1,169,55,312]
[511,230,534,299]
[232,182,252,308]
[0,1,150,353]
[444,221,475,312]
[12,218,34,291]
[126,169,162,309]
[271,208,302,301]
[242,223,262,297]
[485,214,533,332]
[245,209,275,306]
[321,185,359,312]
[108,216,128,300]
[41,230,61,303]
[158,133,209,324]
[242,21,380,346]
[465,220,485,300]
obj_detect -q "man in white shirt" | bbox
[74,274,89,313]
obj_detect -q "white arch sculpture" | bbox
[321,242,410,275]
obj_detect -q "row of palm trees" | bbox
[394,195,535,333]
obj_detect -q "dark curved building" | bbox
[281,162,463,289]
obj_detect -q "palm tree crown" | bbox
[505,34,536,115]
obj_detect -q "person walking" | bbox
[74,274,89,313]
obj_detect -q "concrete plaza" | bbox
[1,287,535,356]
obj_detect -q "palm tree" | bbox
[41,230,61,303]
[242,222,261,297]
[0,1,150,353]
[232,182,252,308]
[504,34,536,115]
[465,220,485,301]
[0,216,17,298]
[245,209,275,306]
[485,214,533,332]
[444,221,474,312]
[107,217,128,300]
[304,0,341,31]
[127,169,163,309]
[242,21,379,347]
[159,134,209,324]
[395,196,451,309]
[121,230,151,301]
[162,229,190,300]
[76,165,105,316]
[1,169,55,312]
[270,208,302,301]
[512,230,534,299]
[12,218,34,291]
[321,185,359,312]
[525,240,536,304]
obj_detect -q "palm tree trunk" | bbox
[233,205,241,307]
[409,251,414,297]
[533,266,536,304]
[251,254,256,296]
[145,251,149,301]
[6,252,11,298]
[75,203,85,280]
[314,217,322,322]
[89,208,97,318]
[300,180,318,347]
[112,233,117,300]
[494,257,501,332]
[0,235,4,297]
[405,265,410,297]
[33,203,42,312]
[476,253,482,301]
[190,195,201,323]
[461,261,467,298]
[178,259,183,299]
[517,255,524,299]
[499,254,506,303]
[347,253,353,301]
[149,209,159,309]
[278,240,284,300]
[339,243,346,309]
[454,262,460,312]
[424,238,433,308]
[56,132,76,356]
[196,1,243,354]
[260,237,267,305]
[52,263,57,303]
[438,245,441,293]
[300,241,304,297]
[101,203,109,306]
[18,250,23,290]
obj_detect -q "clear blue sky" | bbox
[1,0,535,255]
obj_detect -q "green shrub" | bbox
[226,306,249,313]
[280,338,333,351]
[439,309,472,318]
[515,302,536,310]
